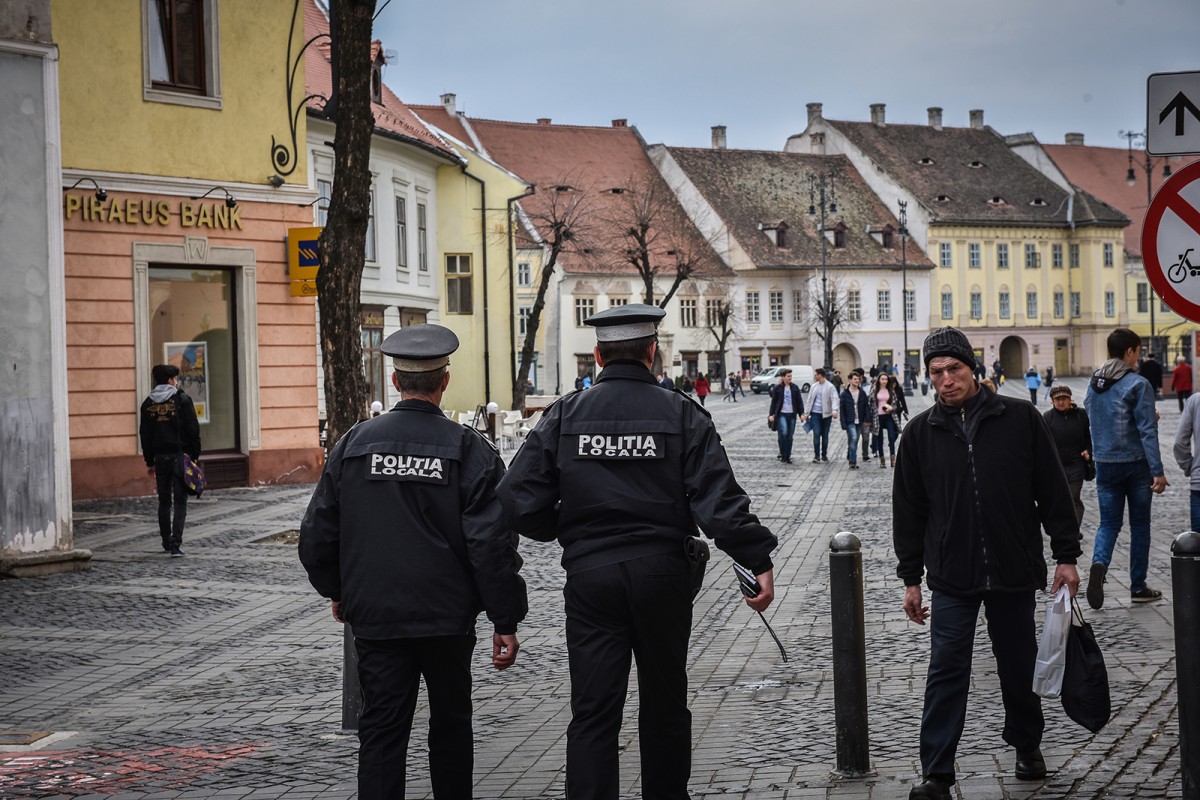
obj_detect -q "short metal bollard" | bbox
[829,531,871,777]
[1173,531,1200,800]
[341,624,363,733]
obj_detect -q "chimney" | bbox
[870,103,886,127]
[711,125,727,149]
[440,93,456,115]
[536,118,552,125]
[810,131,826,155]
[807,102,823,125]
[612,119,627,128]
[927,107,943,130]
[969,109,984,129]
[1065,132,1085,146]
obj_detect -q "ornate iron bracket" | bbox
[272,0,330,178]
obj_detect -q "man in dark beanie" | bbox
[892,326,1082,799]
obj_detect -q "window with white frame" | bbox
[847,289,861,321]
[1104,242,1114,266]
[517,261,531,287]
[997,242,1009,269]
[793,290,803,321]
[941,292,953,320]
[417,203,428,271]
[769,291,784,323]
[1105,290,1115,316]
[1137,283,1149,313]
[999,291,1011,319]
[1052,243,1063,269]
[970,292,982,320]
[1070,291,1081,317]
[968,242,981,268]
[144,0,221,108]
[1069,243,1080,268]
[705,298,723,326]
[904,289,915,322]
[1053,290,1064,318]
[574,297,595,327]
[609,297,629,307]
[939,242,952,267]
[445,254,472,313]
[746,291,760,324]
[518,306,531,336]
[1026,290,1038,320]
[316,178,331,227]
[680,298,698,327]
[395,196,408,271]
[1024,243,1038,269]
[877,289,891,322]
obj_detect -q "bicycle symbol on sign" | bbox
[1169,248,1200,284]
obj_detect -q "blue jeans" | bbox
[921,591,1042,782]
[1093,460,1153,593]
[776,412,797,461]
[845,422,860,463]
[811,415,832,459]
[875,414,898,455]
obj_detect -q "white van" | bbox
[750,365,815,394]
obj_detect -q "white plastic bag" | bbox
[1032,586,1072,698]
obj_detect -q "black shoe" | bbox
[783,458,793,464]
[162,541,171,553]
[1087,563,1107,610]
[862,456,871,462]
[1015,749,1046,781]
[909,776,951,800]
[812,458,822,463]
[821,456,829,462]
[849,463,859,469]
[170,546,185,558]
[1131,587,1163,603]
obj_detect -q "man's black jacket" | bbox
[893,387,1081,594]
[139,386,201,465]
[768,382,804,418]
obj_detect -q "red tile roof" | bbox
[303,0,459,162]
[407,104,473,147]
[1043,143,1190,257]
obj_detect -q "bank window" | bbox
[316,179,331,227]
[969,292,982,320]
[365,190,377,263]
[939,242,952,267]
[1104,242,1114,267]
[1026,291,1038,320]
[999,291,1011,319]
[445,254,473,313]
[941,292,953,320]
[1069,243,1080,268]
[575,297,595,327]
[148,266,237,451]
[1053,291,1064,318]
[746,291,760,324]
[395,197,408,271]
[877,289,891,322]
[1052,243,1063,269]
[680,298,698,327]
[417,203,428,271]
[1025,243,1039,269]
[1070,291,1081,318]
[997,243,1009,269]
[360,308,386,408]
[968,242,981,268]
[518,305,531,336]
[847,289,861,321]
[144,0,220,108]
[517,261,531,287]
[769,291,784,323]
[904,289,916,322]
[1105,291,1116,317]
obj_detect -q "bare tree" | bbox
[699,291,738,378]
[315,0,375,448]
[803,276,858,368]
[511,183,596,410]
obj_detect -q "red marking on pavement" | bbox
[0,743,265,793]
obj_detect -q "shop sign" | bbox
[288,226,322,297]
[63,194,243,230]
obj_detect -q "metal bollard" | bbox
[829,531,871,777]
[341,623,363,733]
[1173,531,1200,800]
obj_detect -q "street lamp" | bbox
[899,199,910,388]
[808,173,837,371]
[1121,128,1173,359]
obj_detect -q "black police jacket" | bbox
[892,387,1081,595]
[498,361,776,576]
[299,399,527,638]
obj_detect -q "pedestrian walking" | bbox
[894,327,1081,800]
[1172,355,1193,412]
[722,372,737,402]
[298,324,527,800]
[852,368,872,463]
[140,364,202,556]
[1024,366,1042,405]
[1139,353,1163,400]
[659,371,674,391]
[694,373,710,406]
[1043,366,1055,400]
[737,372,746,398]
[870,373,905,468]
[1173,392,1200,532]
[802,368,839,462]
[1084,327,1169,609]
[498,304,777,800]
[1043,385,1093,527]
[768,368,803,464]
[839,372,870,469]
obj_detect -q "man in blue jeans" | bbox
[1084,327,1169,608]
[768,368,804,464]
[803,368,839,462]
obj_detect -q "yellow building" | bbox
[54,0,322,498]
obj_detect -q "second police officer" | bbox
[498,304,778,800]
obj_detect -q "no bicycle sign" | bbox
[1143,159,1200,322]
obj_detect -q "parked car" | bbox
[750,365,814,394]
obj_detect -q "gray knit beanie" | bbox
[923,326,976,368]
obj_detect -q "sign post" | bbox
[1148,71,1200,156]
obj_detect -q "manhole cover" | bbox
[253,530,299,545]
[0,732,52,746]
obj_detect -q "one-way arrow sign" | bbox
[1148,71,1200,155]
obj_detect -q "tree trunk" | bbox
[512,245,561,411]
[316,0,375,448]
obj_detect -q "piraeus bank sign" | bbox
[63,194,244,230]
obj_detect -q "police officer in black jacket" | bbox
[498,304,777,800]
[299,324,527,800]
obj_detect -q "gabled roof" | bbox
[303,0,459,162]
[1043,143,1187,257]
[666,147,933,270]
[826,119,1127,228]
[407,104,474,148]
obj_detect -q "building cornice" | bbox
[61,168,316,205]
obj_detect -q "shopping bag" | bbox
[1032,585,1072,698]
[1060,599,1111,732]
[179,453,207,499]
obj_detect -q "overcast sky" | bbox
[375,0,1199,153]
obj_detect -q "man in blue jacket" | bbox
[1084,327,1169,608]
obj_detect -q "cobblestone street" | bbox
[0,378,1188,798]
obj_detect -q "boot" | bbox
[879,454,887,468]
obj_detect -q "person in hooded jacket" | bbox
[1043,385,1092,526]
[1084,327,1168,610]
[139,363,201,556]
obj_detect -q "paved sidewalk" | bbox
[0,378,1187,798]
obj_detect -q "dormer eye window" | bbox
[988,196,1006,205]
[882,230,894,248]
[968,160,986,168]
[917,157,936,166]
[609,187,625,195]
[1030,198,1048,207]
[936,194,952,203]
[834,229,845,248]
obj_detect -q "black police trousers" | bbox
[564,553,693,800]
[354,634,475,800]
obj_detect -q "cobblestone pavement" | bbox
[0,377,1187,798]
